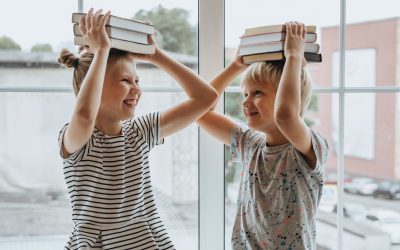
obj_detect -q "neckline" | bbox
[93,125,125,138]
[262,138,291,154]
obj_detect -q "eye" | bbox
[243,93,248,98]
[254,90,262,96]
[135,79,140,85]
[122,79,130,83]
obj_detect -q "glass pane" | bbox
[225,0,340,88]
[340,93,400,250]
[1,1,198,249]
[0,0,76,87]
[0,92,198,249]
[84,0,199,88]
[224,92,337,249]
[346,0,400,88]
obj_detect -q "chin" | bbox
[120,111,135,121]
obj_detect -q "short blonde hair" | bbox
[241,61,312,117]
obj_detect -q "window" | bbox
[0,1,198,249]
[1,0,400,250]
[224,0,400,249]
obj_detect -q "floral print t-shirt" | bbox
[230,125,329,250]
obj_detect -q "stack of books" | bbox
[238,24,322,64]
[72,12,155,54]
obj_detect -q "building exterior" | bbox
[311,18,400,180]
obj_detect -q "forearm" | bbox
[210,61,246,96]
[274,55,302,118]
[74,49,109,121]
[152,49,217,104]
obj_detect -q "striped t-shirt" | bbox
[58,112,174,250]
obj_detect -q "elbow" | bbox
[274,106,297,126]
[203,88,219,108]
[75,107,97,125]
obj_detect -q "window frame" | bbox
[1,0,400,250]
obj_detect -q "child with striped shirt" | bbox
[57,9,217,250]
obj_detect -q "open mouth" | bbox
[245,111,259,117]
[123,99,137,107]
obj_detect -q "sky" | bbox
[1,0,399,51]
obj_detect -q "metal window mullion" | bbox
[0,87,185,93]
[337,0,346,249]
[198,0,225,249]
[225,86,400,94]
[78,0,83,12]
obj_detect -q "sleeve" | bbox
[58,123,88,164]
[229,124,255,164]
[296,128,329,175]
[131,112,163,151]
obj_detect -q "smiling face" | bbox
[99,56,141,121]
[241,79,278,133]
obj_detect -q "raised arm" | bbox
[196,55,249,145]
[61,9,111,157]
[135,37,218,138]
[274,21,316,169]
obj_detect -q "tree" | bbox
[31,43,53,52]
[133,5,197,55]
[0,36,21,51]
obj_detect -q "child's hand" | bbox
[79,8,111,53]
[231,51,249,71]
[284,21,306,61]
[131,35,161,63]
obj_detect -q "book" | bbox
[73,24,149,45]
[72,12,155,35]
[240,32,317,46]
[238,41,320,56]
[242,52,322,64]
[74,36,155,54]
[243,24,317,37]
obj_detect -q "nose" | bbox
[130,83,141,94]
[242,96,250,108]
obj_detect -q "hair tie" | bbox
[71,58,79,69]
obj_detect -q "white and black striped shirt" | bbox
[58,112,174,250]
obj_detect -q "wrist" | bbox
[285,54,302,61]
[229,59,247,72]
[93,47,110,55]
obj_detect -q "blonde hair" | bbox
[58,48,133,96]
[241,61,312,118]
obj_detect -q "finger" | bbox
[92,9,102,29]
[291,21,297,36]
[100,10,111,27]
[86,8,93,31]
[302,23,306,39]
[95,9,104,26]
[79,16,87,35]
[285,22,292,36]
[294,21,303,36]
[147,35,155,45]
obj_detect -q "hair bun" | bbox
[58,48,79,68]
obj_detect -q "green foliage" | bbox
[133,5,197,55]
[31,43,53,52]
[0,36,21,51]
[225,93,246,123]
[308,95,318,112]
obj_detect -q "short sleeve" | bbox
[58,123,87,164]
[295,128,329,175]
[229,124,262,164]
[131,112,163,150]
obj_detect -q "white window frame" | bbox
[1,0,400,250]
